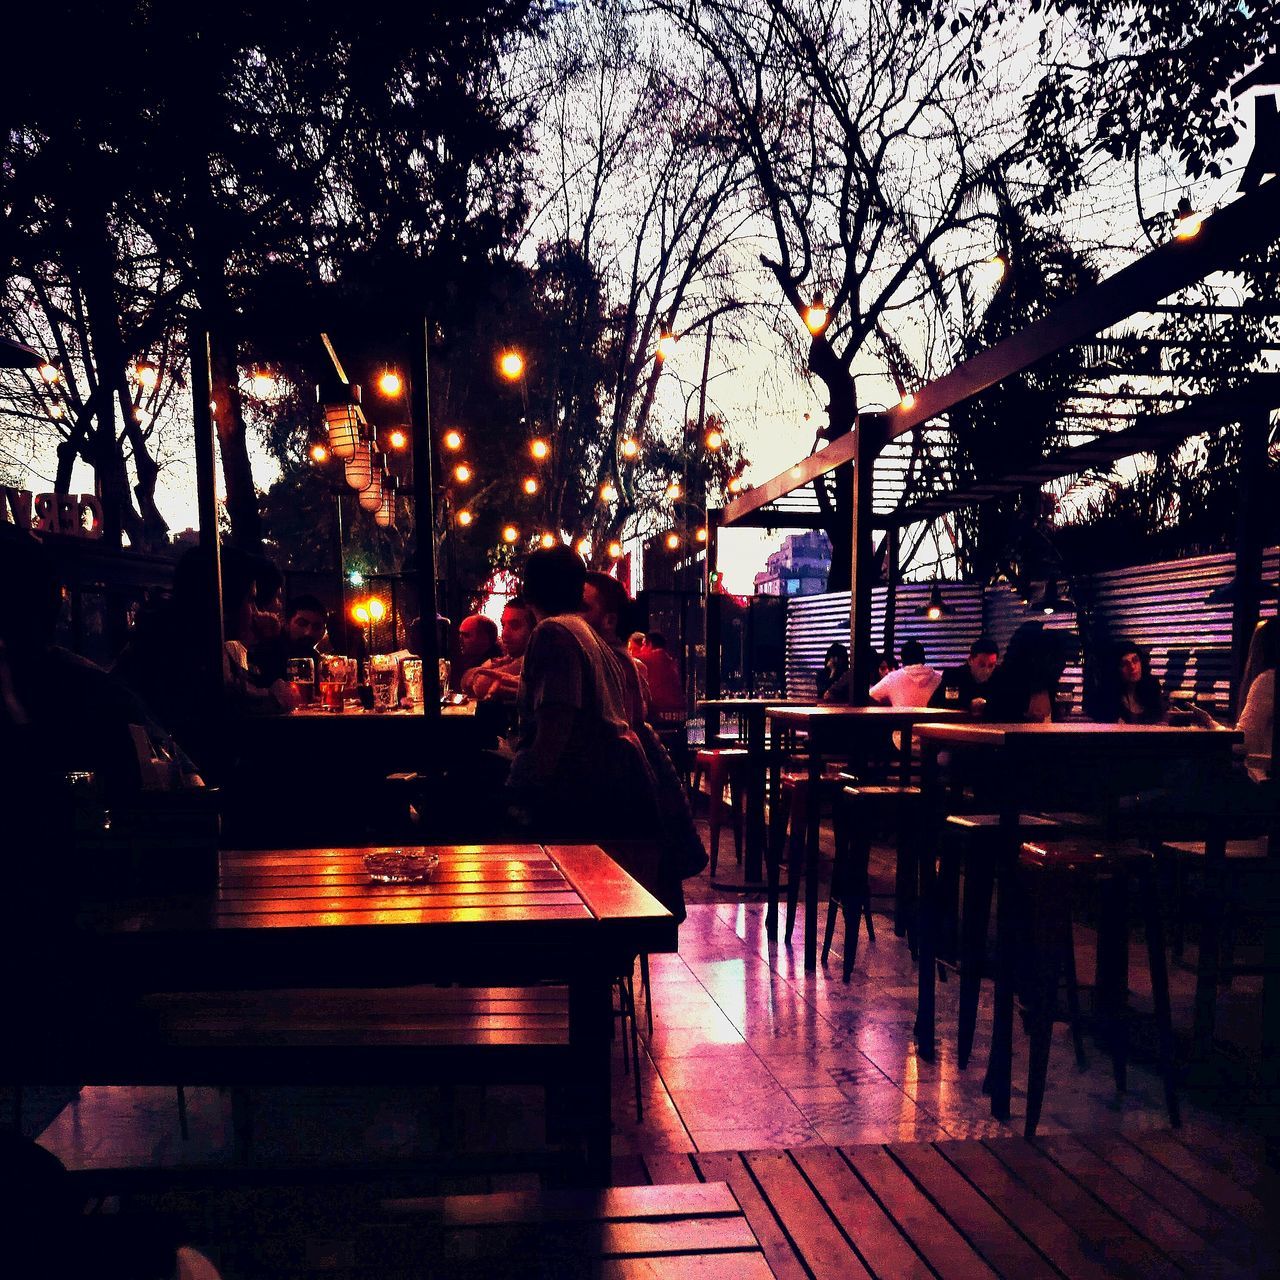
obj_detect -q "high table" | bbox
[697,698,811,892]
[75,843,676,1182]
[764,705,968,970]
[912,721,1241,1122]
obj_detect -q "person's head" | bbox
[873,651,893,678]
[521,546,587,620]
[901,639,926,667]
[1117,642,1149,688]
[499,596,535,659]
[968,636,999,685]
[645,631,668,651]
[823,642,849,674]
[285,594,328,651]
[249,557,284,644]
[0,526,62,656]
[458,612,499,659]
[627,631,647,658]
[582,571,631,644]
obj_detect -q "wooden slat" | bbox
[1122,1131,1270,1228]
[212,904,595,928]
[1036,1135,1245,1278]
[1171,1127,1276,1197]
[841,1145,997,1280]
[1072,1131,1259,1268]
[598,1257,776,1279]
[888,1142,1051,1278]
[544,845,673,927]
[692,1152,808,1280]
[742,1151,876,1280]
[644,1152,703,1186]
[938,1139,1116,1280]
[791,1147,931,1280]
[982,1138,1181,1280]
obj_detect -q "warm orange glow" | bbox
[39,362,59,384]
[377,370,403,397]
[388,428,408,450]
[457,509,474,527]
[665,531,680,550]
[530,438,550,460]
[926,603,943,621]
[523,476,539,495]
[539,532,556,549]
[804,294,829,335]
[696,526,708,543]
[665,481,682,500]
[705,428,723,450]
[251,370,276,397]
[1174,210,1204,240]
[502,525,520,544]
[454,463,473,483]
[443,429,463,451]
[621,437,639,459]
[575,538,591,556]
[984,254,1007,281]
[352,603,370,625]
[368,598,386,622]
[899,392,916,410]
[607,541,624,559]
[49,404,65,420]
[727,476,743,494]
[600,481,618,503]
[499,349,525,380]
[310,442,329,464]
[135,362,159,391]
[656,331,678,360]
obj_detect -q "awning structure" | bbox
[0,334,42,368]
[708,174,1280,700]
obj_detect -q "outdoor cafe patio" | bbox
[6,121,1280,1280]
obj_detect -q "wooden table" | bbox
[912,721,1241,1122]
[77,843,677,1183]
[697,699,811,890]
[764,705,968,969]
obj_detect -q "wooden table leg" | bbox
[805,734,822,972]
[766,720,783,939]
[984,779,1019,1121]
[745,708,767,885]
[915,743,942,1060]
[569,973,613,1186]
[1193,824,1228,1061]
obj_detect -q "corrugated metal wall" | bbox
[785,549,1279,708]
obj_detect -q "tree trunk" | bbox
[808,337,859,592]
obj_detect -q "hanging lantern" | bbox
[374,475,398,529]
[319,383,363,460]
[345,439,376,493]
[359,452,387,511]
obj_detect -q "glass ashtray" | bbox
[363,850,440,884]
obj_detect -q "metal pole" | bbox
[705,508,722,742]
[409,318,442,717]
[883,525,900,666]
[1230,408,1267,702]
[849,413,882,702]
[190,319,224,710]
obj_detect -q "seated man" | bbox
[929,636,999,713]
[636,631,685,724]
[869,639,941,706]
[456,612,501,681]
[253,593,330,684]
[461,598,534,702]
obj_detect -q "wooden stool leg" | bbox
[728,768,744,865]
[822,895,840,965]
[1062,917,1088,1071]
[1136,863,1181,1127]
[1024,878,1063,1139]
[706,761,725,877]
[825,796,850,967]
[784,788,806,945]
[1097,872,1130,1095]
[639,952,653,1037]
[845,826,873,983]
[958,848,995,1070]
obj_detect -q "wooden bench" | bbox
[217,1181,775,1278]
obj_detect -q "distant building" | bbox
[753,530,831,596]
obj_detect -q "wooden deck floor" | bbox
[634,1126,1276,1280]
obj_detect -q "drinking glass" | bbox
[319,655,349,712]
[438,658,452,698]
[285,656,315,706]
[370,654,398,710]
[401,658,424,709]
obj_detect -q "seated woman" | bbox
[816,642,849,701]
[1195,619,1276,779]
[1095,641,1166,723]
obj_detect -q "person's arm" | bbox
[1237,669,1273,757]
[867,672,892,705]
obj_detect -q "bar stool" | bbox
[1017,841,1179,1139]
[821,784,884,980]
[690,748,747,873]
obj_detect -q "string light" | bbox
[368,598,386,622]
[576,538,591,556]
[899,392,917,410]
[1174,208,1204,239]
[251,370,276,397]
[665,531,680,550]
[457,509,474,527]
[621,437,639,459]
[443,429,463,450]
[804,293,829,335]
[352,602,370,624]
[310,442,329,464]
[38,362,59,384]
[539,532,556,548]
[704,428,723,450]
[49,404,64,420]
[523,476,539,495]
[388,428,407,450]
[600,481,618,503]
[499,349,525,380]
[530,438,550,460]
[502,525,520,543]
[453,462,473,484]
[656,331,678,360]
[696,527,708,543]
[135,362,158,391]
[134,406,152,427]
[665,481,682,500]
[727,476,744,494]
[607,541,624,559]
[377,370,402,396]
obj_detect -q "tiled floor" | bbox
[35,822,1267,1179]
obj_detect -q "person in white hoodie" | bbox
[868,639,941,707]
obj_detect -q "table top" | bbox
[913,720,1243,749]
[766,704,969,725]
[287,703,477,720]
[698,698,812,711]
[79,844,676,987]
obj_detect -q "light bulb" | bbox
[600,482,618,503]
[502,525,519,544]
[368,598,386,622]
[454,463,472,484]
[607,541,624,559]
[530,438,550,460]
[665,532,680,550]
[388,428,407,450]
[899,392,916,410]
[657,331,678,360]
[523,476,539,495]
[443,429,463,451]
[499,349,525,380]
[377,371,402,396]
[457,509,474,527]
[621,437,639,459]
[705,429,723,450]
[539,532,556,549]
